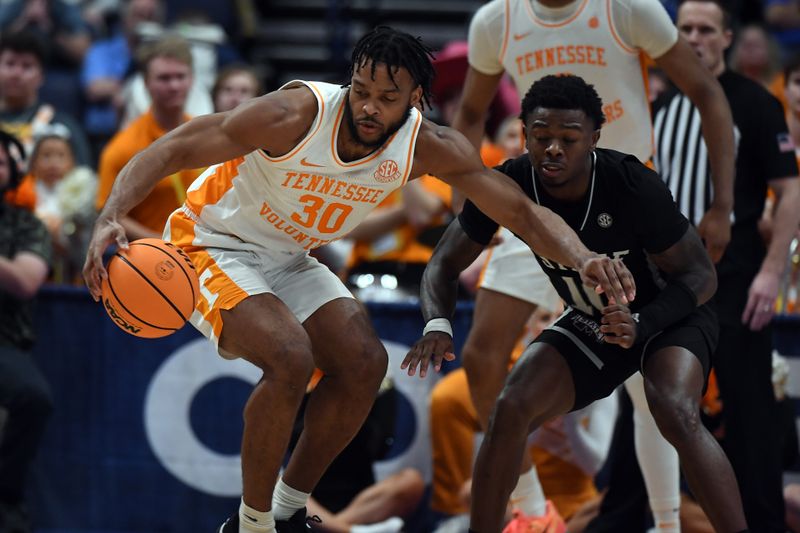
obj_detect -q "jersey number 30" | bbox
[291,194,354,234]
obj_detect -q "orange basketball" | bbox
[100,238,200,338]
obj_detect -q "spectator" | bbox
[212,64,262,113]
[81,0,165,154]
[784,54,800,166]
[289,376,425,533]
[731,24,787,107]
[96,34,204,240]
[15,134,96,283]
[0,31,92,167]
[0,0,90,68]
[119,34,214,127]
[344,177,453,300]
[0,130,53,533]
[764,0,800,52]
[652,1,800,530]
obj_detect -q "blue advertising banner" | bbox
[27,286,476,533]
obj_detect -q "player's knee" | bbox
[264,343,315,386]
[649,390,701,444]
[491,389,532,433]
[348,340,388,386]
[462,341,506,378]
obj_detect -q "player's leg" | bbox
[218,293,317,518]
[462,234,558,430]
[430,368,482,516]
[280,296,388,497]
[642,329,747,532]
[462,288,535,428]
[624,373,681,532]
[470,341,576,533]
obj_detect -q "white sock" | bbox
[272,478,311,521]
[626,375,681,533]
[350,516,405,533]
[509,466,547,516]
[651,500,680,533]
[239,499,275,533]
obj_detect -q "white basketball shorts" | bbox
[164,210,353,356]
[479,228,561,312]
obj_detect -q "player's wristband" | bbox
[423,318,453,338]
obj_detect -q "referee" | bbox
[653,2,800,531]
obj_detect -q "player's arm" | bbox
[452,68,504,152]
[742,176,800,330]
[602,226,716,348]
[655,37,735,262]
[84,86,319,299]
[449,67,504,213]
[412,123,635,305]
[400,218,485,377]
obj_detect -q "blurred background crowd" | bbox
[1,0,800,532]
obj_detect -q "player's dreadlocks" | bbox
[520,75,606,130]
[346,26,435,110]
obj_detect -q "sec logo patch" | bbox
[374,160,400,182]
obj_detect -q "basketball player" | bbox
[403,74,748,533]
[448,1,736,529]
[81,28,634,533]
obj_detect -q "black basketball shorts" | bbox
[534,304,718,411]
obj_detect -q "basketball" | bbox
[100,238,200,338]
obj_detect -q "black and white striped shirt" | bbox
[653,92,740,226]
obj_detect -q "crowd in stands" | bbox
[2,0,800,532]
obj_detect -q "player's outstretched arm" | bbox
[602,226,715,348]
[83,86,318,299]
[401,219,485,378]
[412,123,635,305]
[656,37,735,262]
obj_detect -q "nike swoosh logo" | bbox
[513,31,532,41]
[243,514,258,522]
[300,157,324,167]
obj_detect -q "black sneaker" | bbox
[276,507,322,532]
[217,513,238,533]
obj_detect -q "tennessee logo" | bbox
[513,30,533,41]
[588,16,599,28]
[374,160,400,182]
[300,157,324,167]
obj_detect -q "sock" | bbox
[509,467,547,516]
[239,499,275,533]
[626,375,681,533]
[350,516,404,533]
[651,503,680,533]
[272,478,310,521]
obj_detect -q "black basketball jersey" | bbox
[459,149,690,319]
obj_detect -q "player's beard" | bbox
[344,98,411,149]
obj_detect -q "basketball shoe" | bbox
[217,507,321,532]
[502,501,567,533]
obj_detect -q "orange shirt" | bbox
[96,110,204,233]
[347,175,452,267]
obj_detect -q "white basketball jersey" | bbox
[500,0,653,161]
[181,81,423,253]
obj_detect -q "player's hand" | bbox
[82,217,129,302]
[401,332,456,378]
[578,255,635,306]
[697,206,731,263]
[600,304,637,349]
[741,269,780,331]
